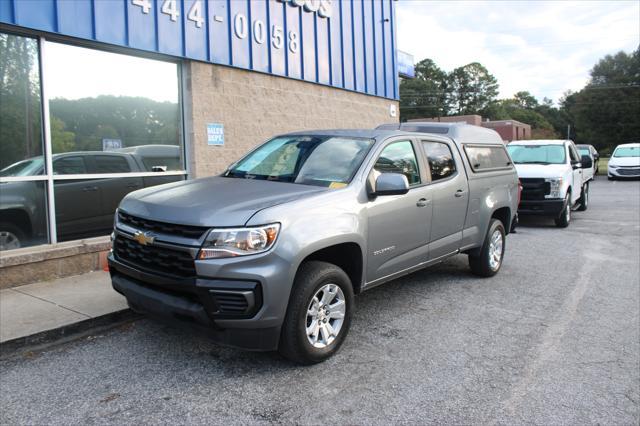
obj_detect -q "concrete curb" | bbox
[0,309,141,360]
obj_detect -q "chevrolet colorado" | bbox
[109,124,519,363]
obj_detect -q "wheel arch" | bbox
[295,242,365,295]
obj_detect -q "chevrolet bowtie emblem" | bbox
[133,231,155,246]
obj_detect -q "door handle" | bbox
[82,186,98,192]
[454,189,466,197]
[416,198,430,207]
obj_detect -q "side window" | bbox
[93,155,131,173]
[422,141,456,181]
[464,145,513,172]
[53,156,87,175]
[373,141,421,186]
[568,145,580,162]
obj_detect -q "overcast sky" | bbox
[396,0,640,103]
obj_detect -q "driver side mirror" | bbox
[580,155,593,169]
[370,173,410,196]
[571,160,581,169]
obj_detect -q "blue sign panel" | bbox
[0,0,398,100]
[207,123,224,146]
[397,50,415,79]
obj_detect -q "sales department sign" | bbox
[276,0,332,18]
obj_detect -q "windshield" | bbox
[0,157,45,177]
[225,136,374,187]
[506,144,566,164]
[613,147,639,158]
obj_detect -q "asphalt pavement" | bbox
[1,178,638,425]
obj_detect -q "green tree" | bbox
[399,59,449,120]
[50,117,75,153]
[513,91,539,109]
[447,62,499,115]
[0,34,43,170]
[49,95,180,153]
[565,49,640,153]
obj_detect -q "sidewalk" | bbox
[0,271,131,349]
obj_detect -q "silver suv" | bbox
[109,124,519,364]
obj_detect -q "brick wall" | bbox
[184,61,399,178]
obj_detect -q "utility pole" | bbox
[566,124,571,140]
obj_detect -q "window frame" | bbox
[0,31,188,247]
[370,139,423,188]
[462,143,514,173]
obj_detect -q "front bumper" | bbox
[108,252,289,351]
[608,167,640,178]
[518,198,566,217]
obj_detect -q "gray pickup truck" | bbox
[0,146,181,249]
[108,124,519,363]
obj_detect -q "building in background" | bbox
[0,0,399,285]
[409,115,531,143]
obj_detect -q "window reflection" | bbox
[0,181,49,250]
[1,35,186,251]
[46,42,183,168]
[0,33,43,173]
[55,175,183,242]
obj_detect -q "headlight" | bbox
[545,177,563,199]
[608,164,618,169]
[198,223,280,259]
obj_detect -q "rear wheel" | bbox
[279,261,354,364]
[469,219,506,277]
[577,182,589,211]
[555,193,571,228]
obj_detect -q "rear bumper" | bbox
[108,254,282,351]
[518,198,565,217]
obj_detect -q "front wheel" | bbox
[279,261,354,364]
[577,182,589,211]
[469,219,506,277]
[554,194,571,228]
[0,222,27,251]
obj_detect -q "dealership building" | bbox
[0,0,401,286]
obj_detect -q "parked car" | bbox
[506,139,592,228]
[607,143,640,180]
[577,144,599,175]
[108,125,519,364]
[0,150,181,250]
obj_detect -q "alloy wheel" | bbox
[0,231,21,251]
[488,229,503,271]
[306,283,346,348]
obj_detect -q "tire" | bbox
[469,219,506,277]
[607,175,614,181]
[0,222,27,251]
[554,193,571,228]
[278,261,354,364]
[577,182,589,211]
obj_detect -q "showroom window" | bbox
[0,32,186,251]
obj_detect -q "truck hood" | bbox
[513,163,569,179]
[119,176,326,227]
[608,157,640,167]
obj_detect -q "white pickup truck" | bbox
[507,139,593,228]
